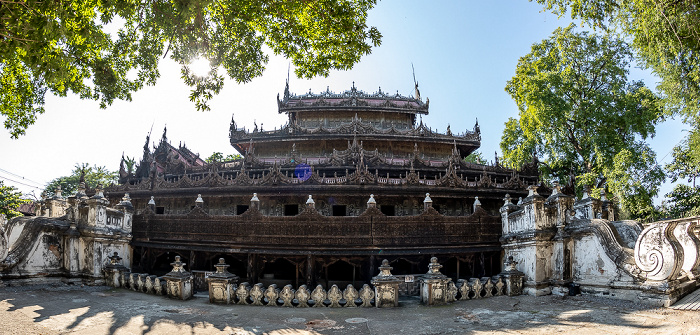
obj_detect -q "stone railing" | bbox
[104,254,524,308]
[633,216,700,282]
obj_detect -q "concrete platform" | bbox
[672,288,700,311]
[0,283,699,335]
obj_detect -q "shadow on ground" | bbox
[0,283,693,335]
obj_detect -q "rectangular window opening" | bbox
[332,205,347,216]
[284,204,299,216]
[156,206,165,214]
[236,205,249,215]
[380,205,395,216]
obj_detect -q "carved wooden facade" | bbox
[107,84,543,289]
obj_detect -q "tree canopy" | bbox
[1,0,382,138]
[205,152,242,163]
[43,163,117,198]
[0,180,29,219]
[531,0,700,219]
[501,25,664,220]
[531,1,700,162]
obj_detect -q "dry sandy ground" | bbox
[0,283,697,335]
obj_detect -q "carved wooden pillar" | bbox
[247,253,257,283]
[306,254,315,286]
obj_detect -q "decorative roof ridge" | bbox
[277,84,429,114]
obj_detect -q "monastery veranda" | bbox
[1,83,699,309]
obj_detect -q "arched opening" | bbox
[151,252,189,276]
[441,257,459,280]
[259,258,297,286]
[390,258,414,275]
[326,260,358,289]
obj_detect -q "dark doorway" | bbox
[332,205,347,216]
[284,204,299,216]
[390,258,413,275]
[380,205,395,216]
[236,205,249,215]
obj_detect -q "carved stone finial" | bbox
[505,256,518,272]
[600,189,607,201]
[92,185,104,198]
[527,185,539,197]
[423,193,433,211]
[517,197,523,205]
[427,257,443,275]
[118,193,133,209]
[53,185,63,200]
[551,181,560,196]
[367,194,377,208]
[195,194,204,205]
[503,194,512,205]
[250,192,260,210]
[582,185,591,199]
[168,255,187,275]
[108,252,123,266]
[214,258,230,274]
[378,259,394,278]
[148,196,156,206]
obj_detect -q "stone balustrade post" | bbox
[207,258,239,304]
[420,257,452,305]
[499,256,525,296]
[250,193,260,211]
[103,252,127,288]
[367,194,377,209]
[371,259,401,308]
[162,255,194,300]
[423,193,432,211]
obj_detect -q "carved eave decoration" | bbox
[260,165,292,185]
[186,206,210,218]
[502,174,526,190]
[436,162,466,188]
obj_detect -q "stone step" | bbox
[670,288,700,311]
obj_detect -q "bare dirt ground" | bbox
[0,283,697,335]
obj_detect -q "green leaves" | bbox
[205,152,241,163]
[43,163,117,198]
[501,25,664,220]
[1,0,382,137]
[0,180,29,219]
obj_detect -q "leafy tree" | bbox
[531,0,700,158]
[663,131,700,218]
[205,152,242,163]
[464,151,488,165]
[1,0,382,138]
[123,156,137,175]
[0,180,29,219]
[663,184,700,219]
[44,163,117,198]
[501,25,664,220]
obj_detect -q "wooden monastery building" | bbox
[105,83,542,291]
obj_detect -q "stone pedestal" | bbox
[371,259,401,308]
[163,256,193,300]
[420,257,452,305]
[207,258,239,304]
[499,256,525,296]
[103,252,128,288]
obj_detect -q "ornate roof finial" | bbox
[412,63,421,100]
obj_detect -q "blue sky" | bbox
[0,0,687,202]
